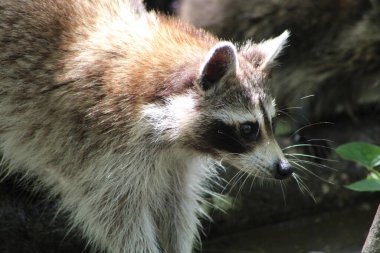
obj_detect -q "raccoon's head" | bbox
[187,31,292,180]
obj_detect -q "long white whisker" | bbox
[306,138,335,143]
[249,170,260,192]
[292,174,316,202]
[290,160,334,184]
[291,122,334,136]
[280,181,287,207]
[300,94,315,100]
[285,153,337,163]
[288,157,337,171]
[282,143,335,152]
[237,173,250,197]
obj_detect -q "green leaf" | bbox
[336,142,380,168]
[345,178,380,192]
[369,172,380,180]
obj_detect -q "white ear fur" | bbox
[258,30,289,69]
[198,41,238,91]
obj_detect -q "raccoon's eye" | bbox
[239,122,259,142]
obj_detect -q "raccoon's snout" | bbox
[273,160,293,179]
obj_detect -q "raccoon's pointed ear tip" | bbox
[257,29,290,69]
[277,30,290,49]
[279,30,290,41]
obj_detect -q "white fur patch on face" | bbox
[166,94,198,124]
[140,93,198,140]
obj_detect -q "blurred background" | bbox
[1,1,380,253]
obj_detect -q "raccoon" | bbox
[0,0,292,252]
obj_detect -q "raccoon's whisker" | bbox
[226,171,247,199]
[234,170,248,193]
[287,157,337,171]
[282,179,288,192]
[221,172,239,194]
[235,174,246,197]
[219,153,256,191]
[292,173,316,202]
[292,122,334,136]
[285,153,337,163]
[282,143,334,151]
[306,138,335,143]
[212,156,231,191]
[259,173,265,188]
[276,107,311,124]
[248,169,260,192]
[237,170,251,196]
[206,193,229,214]
[218,153,241,182]
[0,169,13,183]
[223,169,245,195]
[293,174,312,195]
[276,110,299,123]
[290,160,334,184]
[214,157,225,168]
[277,106,303,111]
[300,182,316,203]
[280,181,287,206]
[300,94,315,100]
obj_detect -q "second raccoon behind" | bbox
[0,0,292,252]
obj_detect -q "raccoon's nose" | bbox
[274,160,293,179]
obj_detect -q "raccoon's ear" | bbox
[257,30,289,69]
[198,42,238,92]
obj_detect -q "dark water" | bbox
[202,204,377,253]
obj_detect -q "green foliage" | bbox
[336,143,380,168]
[345,178,380,192]
[336,142,380,192]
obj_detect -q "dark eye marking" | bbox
[239,122,260,142]
[198,119,264,154]
[202,120,247,153]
